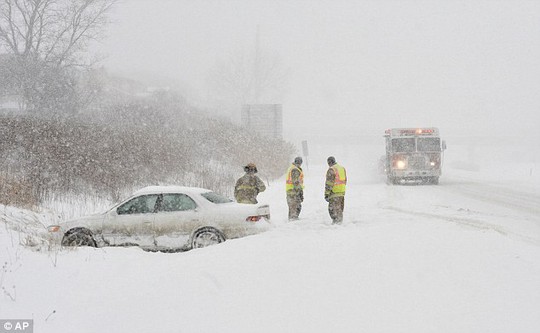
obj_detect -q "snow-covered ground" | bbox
[1,144,540,333]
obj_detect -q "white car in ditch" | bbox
[48,186,271,251]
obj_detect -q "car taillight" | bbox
[246,216,261,222]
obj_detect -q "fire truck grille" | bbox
[409,156,426,169]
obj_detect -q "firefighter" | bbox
[324,156,347,224]
[234,163,266,204]
[285,156,304,220]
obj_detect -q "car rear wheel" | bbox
[191,227,225,249]
[62,228,97,247]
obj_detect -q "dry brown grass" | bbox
[0,175,38,209]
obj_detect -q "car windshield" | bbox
[392,138,416,152]
[417,138,441,152]
[201,191,233,204]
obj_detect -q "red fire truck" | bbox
[384,128,446,185]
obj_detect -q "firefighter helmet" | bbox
[244,163,258,173]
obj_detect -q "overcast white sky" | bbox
[96,0,540,141]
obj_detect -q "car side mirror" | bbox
[442,140,447,151]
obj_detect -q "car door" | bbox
[153,193,200,249]
[102,194,158,248]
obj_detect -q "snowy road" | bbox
[373,176,540,247]
[1,162,540,333]
[264,162,540,245]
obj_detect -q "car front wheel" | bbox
[62,228,97,247]
[190,227,225,249]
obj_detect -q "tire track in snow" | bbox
[437,179,540,217]
[380,205,540,247]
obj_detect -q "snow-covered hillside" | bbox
[1,148,540,333]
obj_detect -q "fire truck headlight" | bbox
[396,160,406,169]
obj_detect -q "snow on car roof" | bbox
[133,186,210,196]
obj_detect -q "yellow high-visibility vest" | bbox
[331,164,347,193]
[286,164,304,191]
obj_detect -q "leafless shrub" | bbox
[0,102,295,206]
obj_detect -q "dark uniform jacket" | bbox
[234,173,266,204]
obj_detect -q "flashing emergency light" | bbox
[398,128,435,136]
[416,128,434,134]
[387,128,439,137]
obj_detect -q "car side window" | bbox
[160,193,197,212]
[117,194,159,215]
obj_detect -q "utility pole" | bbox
[253,24,261,103]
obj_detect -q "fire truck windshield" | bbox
[418,138,441,152]
[391,137,441,152]
[391,138,415,152]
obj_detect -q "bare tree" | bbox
[206,43,289,121]
[0,0,117,112]
[209,47,287,104]
[209,51,287,104]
